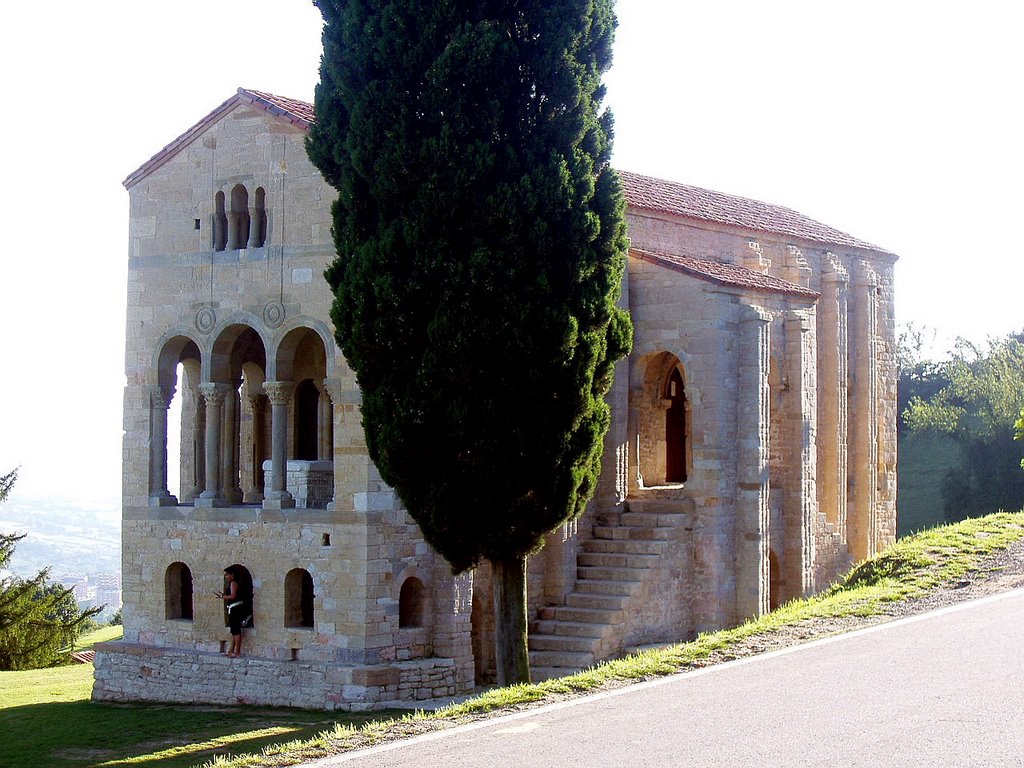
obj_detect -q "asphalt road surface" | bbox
[310,589,1024,768]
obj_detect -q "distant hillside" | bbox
[0,497,119,577]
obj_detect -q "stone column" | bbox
[221,383,243,504]
[192,396,206,500]
[848,261,879,561]
[243,392,266,503]
[785,309,817,597]
[195,383,229,507]
[148,385,178,507]
[735,305,771,621]
[247,209,262,249]
[262,380,295,510]
[226,212,240,250]
[817,255,849,529]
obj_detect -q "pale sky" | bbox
[0,1,1020,505]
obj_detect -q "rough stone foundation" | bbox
[92,641,460,711]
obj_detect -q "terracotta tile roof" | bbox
[238,88,315,127]
[619,170,894,257]
[632,247,820,300]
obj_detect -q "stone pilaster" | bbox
[848,260,878,561]
[817,254,849,529]
[785,309,817,597]
[735,304,771,621]
[322,378,343,512]
[148,385,178,507]
[262,381,295,510]
[317,381,332,461]
[195,383,229,507]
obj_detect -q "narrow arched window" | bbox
[399,577,426,628]
[165,562,194,621]
[284,568,314,628]
[227,184,250,250]
[251,186,267,248]
[213,191,227,252]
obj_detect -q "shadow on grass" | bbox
[0,698,397,768]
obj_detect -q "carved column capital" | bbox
[199,382,230,406]
[263,381,293,406]
[149,384,175,409]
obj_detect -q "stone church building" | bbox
[93,89,897,709]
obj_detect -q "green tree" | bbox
[307,0,631,684]
[903,335,1024,520]
[0,468,101,670]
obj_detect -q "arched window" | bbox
[227,184,250,250]
[213,191,227,252]
[399,577,426,628]
[223,564,254,628]
[284,568,315,628]
[164,562,194,621]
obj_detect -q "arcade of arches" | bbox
[149,323,336,510]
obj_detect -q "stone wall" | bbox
[93,642,460,711]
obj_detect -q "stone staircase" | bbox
[528,498,690,680]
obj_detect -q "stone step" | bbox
[577,551,660,570]
[528,649,594,669]
[593,525,673,542]
[583,538,667,556]
[528,633,598,653]
[537,605,622,625]
[574,579,640,597]
[533,619,608,639]
[620,511,687,528]
[577,565,647,582]
[565,592,630,611]
[595,510,622,527]
[626,498,695,516]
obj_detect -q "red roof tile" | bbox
[619,170,893,257]
[238,88,315,127]
[632,247,820,300]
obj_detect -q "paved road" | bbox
[311,589,1024,768]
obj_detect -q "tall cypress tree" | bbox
[308,0,632,684]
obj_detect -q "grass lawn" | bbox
[3,511,1023,768]
[76,625,125,651]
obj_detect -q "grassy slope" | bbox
[3,512,1023,768]
[75,625,124,650]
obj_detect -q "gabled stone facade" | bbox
[92,89,897,709]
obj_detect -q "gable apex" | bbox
[122,88,313,189]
